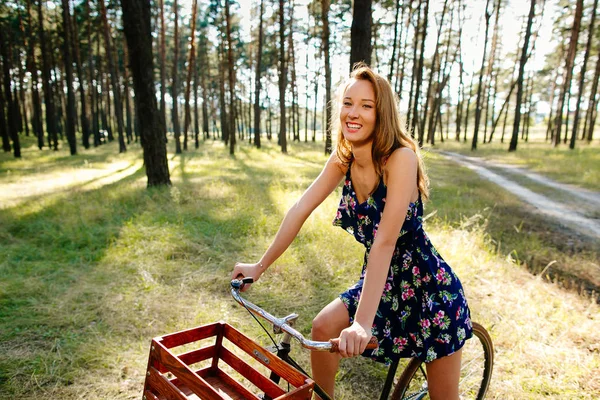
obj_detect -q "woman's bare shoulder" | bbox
[328,151,349,174]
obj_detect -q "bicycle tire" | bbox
[389,322,494,400]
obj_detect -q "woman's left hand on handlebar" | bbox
[231,262,264,291]
[337,321,372,358]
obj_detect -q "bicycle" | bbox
[230,277,494,400]
[141,278,493,400]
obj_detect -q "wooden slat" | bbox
[146,366,188,400]
[223,324,308,387]
[215,368,262,400]
[143,389,161,400]
[151,339,226,400]
[274,379,315,400]
[220,347,285,398]
[178,344,217,366]
[158,322,222,349]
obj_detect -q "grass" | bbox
[0,136,599,399]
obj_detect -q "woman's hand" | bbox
[231,262,264,291]
[337,321,372,358]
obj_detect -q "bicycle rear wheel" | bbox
[390,322,494,400]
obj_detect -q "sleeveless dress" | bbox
[333,163,473,365]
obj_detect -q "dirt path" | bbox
[439,151,600,240]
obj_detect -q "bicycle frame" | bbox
[230,278,427,400]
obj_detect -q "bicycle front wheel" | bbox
[390,322,494,400]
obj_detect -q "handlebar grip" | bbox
[328,336,379,353]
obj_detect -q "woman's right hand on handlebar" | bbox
[231,262,264,291]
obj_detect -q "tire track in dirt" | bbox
[439,151,600,240]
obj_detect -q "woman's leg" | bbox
[425,348,462,400]
[311,298,351,399]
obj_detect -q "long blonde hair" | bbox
[334,64,429,201]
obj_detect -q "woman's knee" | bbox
[311,299,349,341]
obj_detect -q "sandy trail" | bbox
[439,151,600,240]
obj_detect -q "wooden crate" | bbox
[142,321,315,400]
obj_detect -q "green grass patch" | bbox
[0,138,598,399]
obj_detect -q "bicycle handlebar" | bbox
[230,277,378,353]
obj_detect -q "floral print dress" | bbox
[333,163,473,364]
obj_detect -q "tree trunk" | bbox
[388,0,402,82]
[172,0,182,153]
[0,29,21,158]
[37,0,58,150]
[278,0,288,153]
[509,0,536,152]
[183,0,198,151]
[253,0,264,148]
[396,1,412,96]
[120,0,170,186]
[554,0,584,147]
[199,32,209,141]
[423,0,449,143]
[483,0,502,144]
[350,0,372,69]
[122,39,134,144]
[70,0,90,149]
[159,0,167,142]
[322,0,332,153]
[407,1,422,131]
[585,44,600,142]
[99,0,126,152]
[225,0,237,155]
[571,0,598,148]
[413,0,429,144]
[472,0,492,151]
[61,0,77,155]
[25,0,44,149]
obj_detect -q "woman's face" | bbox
[340,79,377,145]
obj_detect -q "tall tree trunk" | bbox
[350,0,372,69]
[388,0,402,82]
[122,40,133,144]
[183,0,198,151]
[322,0,332,153]
[413,0,429,144]
[218,40,227,142]
[199,34,209,141]
[84,0,99,146]
[225,0,237,155]
[0,29,21,158]
[25,0,44,149]
[61,0,77,155]
[483,0,502,144]
[396,1,412,96]
[70,0,90,149]
[554,0,584,147]
[571,0,598,149]
[509,0,536,152]
[159,0,167,142]
[37,0,58,150]
[121,0,171,186]
[253,0,264,148]
[407,1,422,131]
[472,0,492,151]
[278,0,288,153]
[99,0,126,152]
[172,0,182,153]
[585,45,600,142]
[423,0,449,143]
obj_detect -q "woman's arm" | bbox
[231,153,346,284]
[337,147,419,357]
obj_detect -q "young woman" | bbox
[231,65,473,400]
